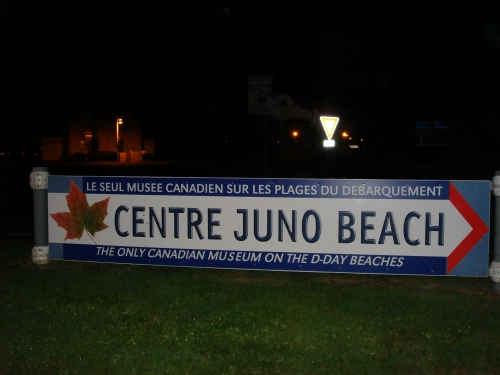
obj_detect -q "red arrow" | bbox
[447,183,489,274]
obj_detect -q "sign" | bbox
[85,131,93,141]
[415,121,449,147]
[48,176,490,276]
[247,76,318,122]
[320,117,339,147]
[248,76,273,115]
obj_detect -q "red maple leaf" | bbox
[50,180,110,243]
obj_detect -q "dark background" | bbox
[1,1,500,178]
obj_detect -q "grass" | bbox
[1,238,500,375]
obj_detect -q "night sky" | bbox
[1,1,499,158]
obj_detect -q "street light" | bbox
[116,118,123,161]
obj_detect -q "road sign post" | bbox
[85,131,92,164]
[489,171,500,293]
[320,117,339,177]
[30,167,50,265]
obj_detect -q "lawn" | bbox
[1,237,499,375]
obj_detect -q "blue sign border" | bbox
[49,175,450,200]
[57,244,447,276]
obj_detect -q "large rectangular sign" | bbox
[48,176,490,276]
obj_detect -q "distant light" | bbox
[292,131,298,137]
[117,118,123,125]
[323,140,335,148]
[349,145,358,148]
[342,132,348,138]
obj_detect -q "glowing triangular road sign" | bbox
[320,117,339,140]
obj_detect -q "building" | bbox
[39,137,65,161]
[66,111,153,162]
